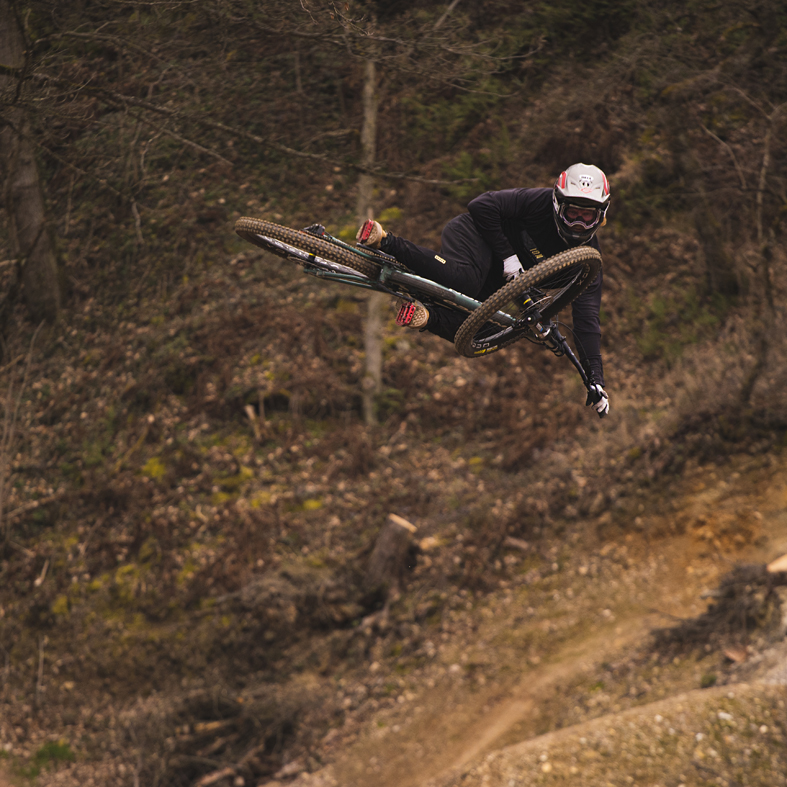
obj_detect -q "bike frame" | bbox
[297,237,518,328]
[307,267,513,327]
[259,229,594,390]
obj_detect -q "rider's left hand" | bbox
[586,384,609,418]
[503,254,523,282]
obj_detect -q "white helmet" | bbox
[552,163,610,244]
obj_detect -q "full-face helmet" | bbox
[552,163,610,244]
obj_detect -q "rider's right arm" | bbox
[571,267,604,387]
[467,188,544,262]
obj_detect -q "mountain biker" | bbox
[357,163,610,416]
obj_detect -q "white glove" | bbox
[503,254,523,282]
[585,384,609,417]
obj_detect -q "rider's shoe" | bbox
[395,299,430,330]
[356,219,386,249]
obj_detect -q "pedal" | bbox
[358,219,376,244]
[302,223,326,237]
[396,301,417,327]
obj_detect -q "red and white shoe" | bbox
[396,300,430,329]
[356,219,386,248]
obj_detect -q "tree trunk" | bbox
[693,199,739,297]
[740,114,780,406]
[357,57,385,426]
[0,0,61,324]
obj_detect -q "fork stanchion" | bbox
[551,326,590,388]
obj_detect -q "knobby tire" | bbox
[234,218,381,279]
[454,247,602,358]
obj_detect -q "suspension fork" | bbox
[524,308,592,389]
[553,326,592,388]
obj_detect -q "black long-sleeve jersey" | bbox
[468,188,604,385]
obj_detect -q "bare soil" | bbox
[279,450,787,787]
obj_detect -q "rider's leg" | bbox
[420,305,466,343]
[360,214,503,342]
[421,253,506,341]
[381,214,495,298]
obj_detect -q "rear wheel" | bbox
[234,218,381,279]
[454,246,602,358]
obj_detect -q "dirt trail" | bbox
[424,622,653,786]
[325,454,787,787]
[329,615,656,787]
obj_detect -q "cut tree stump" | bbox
[364,514,417,595]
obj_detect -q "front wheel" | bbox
[454,246,602,358]
[234,218,381,279]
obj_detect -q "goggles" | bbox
[561,203,602,229]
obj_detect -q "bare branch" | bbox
[24,76,478,185]
[39,31,178,69]
[755,104,786,247]
[434,0,462,31]
[119,107,234,167]
[700,125,747,190]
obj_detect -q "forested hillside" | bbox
[1,1,786,786]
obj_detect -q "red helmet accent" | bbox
[602,173,610,196]
[557,171,567,190]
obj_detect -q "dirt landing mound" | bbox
[432,678,787,787]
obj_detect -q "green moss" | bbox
[88,576,106,592]
[112,564,146,605]
[631,287,723,365]
[337,224,357,242]
[138,536,161,564]
[216,465,254,491]
[250,491,273,508]
[176,558,198,587]
[30,740,75,774]
[51,595,70,617]
[378,207,403,224]
[141,456,166,479]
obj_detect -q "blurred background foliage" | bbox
[2,0,784,303]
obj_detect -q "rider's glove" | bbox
[585,384,609,418]
[503,254,523,282]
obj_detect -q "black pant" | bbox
[381,214,504,343]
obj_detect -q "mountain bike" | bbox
[234,217,604,412]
